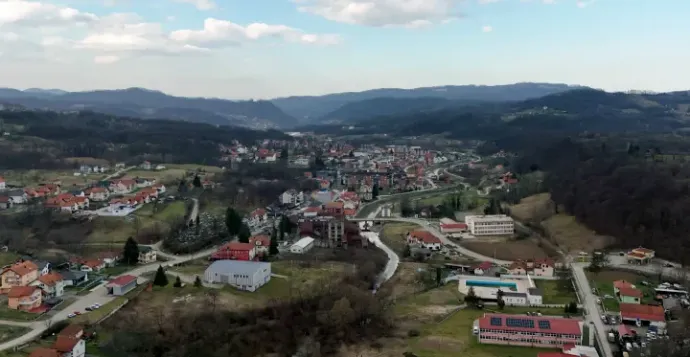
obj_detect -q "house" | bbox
[204,260,271,292]
[140,161,152,170]
[153,183,166,194]
[59,271,88,287]
[84,187,109,201]
[439,220,468,235]
[138,246,157,264]
[8,286,42,311]
[290,237,315,254]
[407,230,443,251]
[5,189,28,204]
[619,303,666,331]
[1,261,39,292]
[249,235,271,254]
[507,259,555,277]
[79,259,105,272]
[476,313,582,348]
[0,196,12,210]
[0,176,4,190]
[109,179,136,194]
[52,326,86,357]
[135,178,155,188]
[31,272,65,298]
[248,208,267,226]
[106,275,137,296]
[473,261,493,276]
[627,247,655,264]
[211,242,257,261]
[614,280,642,304]
[29,260,51,276]
[280,189,304,206]
[324,201,344,216]
[95,251,120,267]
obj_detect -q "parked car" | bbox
[664,263,675,268]
[67,313,76,318]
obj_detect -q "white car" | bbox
[67,313,76,318]
[91,303,101,309]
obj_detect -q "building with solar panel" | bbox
[475,313,582,348]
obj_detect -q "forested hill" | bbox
[273,82,586,122]
[0,109,289,169]
[307,89,690,138]
[507,137,690,264]
[318,97,456,123]
[0,87,297,129]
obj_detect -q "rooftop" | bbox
[620,303,665,322]
[478,313,581,335]
[206,260,270,275]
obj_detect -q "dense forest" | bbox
[0,109,289,169]
[505,136,690,263]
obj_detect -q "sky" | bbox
[0,0,689,99]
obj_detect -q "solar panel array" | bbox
[490,317,502,326]
[538,320,551,329]
[506,318,535,328]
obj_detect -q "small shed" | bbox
[290,237,315,254]
[106,275,138,296]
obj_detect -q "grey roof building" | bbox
[203,260,271,292]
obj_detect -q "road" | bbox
[0,245,219,352]
[571,262,614,357]
[102,166,136,181]
[188,198,199,223]
[352,217,511,265]
[360,206,399,285]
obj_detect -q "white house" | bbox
[0,176,5,190]
[30,272,65,298]
[85,187,109,201]
[53,333,86,357]
[473,262,493,276]
[280,189,304,206]
[249,235,271,254]
[5,190,28,204]
[248,208,267,226]
[407,230,443,251]
[204,260,271,292]
[290,237,315,254]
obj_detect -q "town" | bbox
[0,135,686,357]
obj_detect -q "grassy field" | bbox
[0,303,40,321]
[415,195,446,207]
[165,164,224,173]
[0,252,20,267]
[380,222,420,255]
[460,238,551,260]
[534,279,578,305]
[122,169,188,185]
[508,193,552,222]
[88,201,186,243]
[0,325,30,343]
[586,269,653,312]
[541,214,614,254]
[0,169,104,188]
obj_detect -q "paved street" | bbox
[571,262,614,357]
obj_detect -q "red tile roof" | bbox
[474,261,493,271]
[8,286,40,298]
[440,223,468,229]
[28,347,61,357]
[478,313,582,335]
[220,242,255,251]
[618,286,643,298]
[38,272,64,287]
[107,275,137,287]
[249,235,270,247]
[613,280,633,290]
[5,261,38,276]
[409,230,442,244]
[52,335,80,352]
[620,303,665,322]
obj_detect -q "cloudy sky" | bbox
[0,0,688,99]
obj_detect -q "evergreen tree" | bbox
[269,228,279,255]
[465,287,478,307]
[173,276,182,288]
[122,237,140,265]
[280,148,289,161]
[153,266,169,287]
[225,207,241,236]
[372,184,379,200]
[238,224,251,243]
[193,175,202,188]
[402,244,411,258]
[435,267,443,286]
[178,178,187,193]
[194,276,202,288]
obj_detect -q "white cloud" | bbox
[0,0,97,27]
[174,0,216,10]
[170,18,340,46]
[292,0,464,27]
[93,54,120,64]
[482,25,492,32]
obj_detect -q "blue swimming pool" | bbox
[466,280,517,289]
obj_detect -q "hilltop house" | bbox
[8,286,42,311]
[138,246,157,264]
[31,272,65,298]
[1,261,39,292]
[407,230,443,251]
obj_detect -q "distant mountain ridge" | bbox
[272,82,590,122]
[0,87,297,129]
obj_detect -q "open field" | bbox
[0,303,40,322]
[121,168,188,185]
[541,214,614,254]
[165,164,225,173]
[586,269,654,312]
[380,222,420,254]
[534,279,578,305]
[415,195,445,207]
[508,193,551,222]
[88,201,186,243]
[461,238,551,261]
[0,169,105,188]
[0,325,30,344]
[0,252,20,267]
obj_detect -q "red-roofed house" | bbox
[620,303,666,331]
[248,208,267,226]
[407,230,442,251]
[440,222,468,234]
[627,247,654,264]
[477,313,582,348]
[84,187,110,201]
[8,286,42,310]
[473,261,493,276]
[211,242,257,261]
[617,286,642,304]
[249,235,271,254]
[109,179,136,194]
[106,275,137,296]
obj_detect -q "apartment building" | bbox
[465,215,515,236]
[476,313,582,348]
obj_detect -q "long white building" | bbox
[464,215,514,236]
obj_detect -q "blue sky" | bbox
[0,0,688,99]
